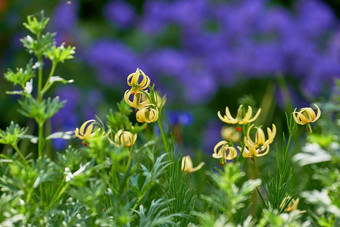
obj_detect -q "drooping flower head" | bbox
[181,155,205,173]
[241,124,276,158]
[293,104,321,131]
[124,89,149,109]
[75,120,98,145]
[213,141,238,165]
[127,68,150,94]
[136,104,159,123]
[114,129,137,147]
[280,196,303,213]
[218,105,261,131]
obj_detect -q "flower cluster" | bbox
[124,68,164,123]
[213,103,322,164]
[213,104,276,164]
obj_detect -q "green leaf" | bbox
[44,44,76,63]
[4,61,35,87]
[21,32,55,55]
[23,11,49,36]
[18,96,65,124]
[0,122,27,145]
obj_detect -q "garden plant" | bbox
[1,9,340,227]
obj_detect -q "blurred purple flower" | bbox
[180,69,217,104]
[104,1,136,28]
[146,49,189,78]
[51,86,81,150]
[296,0,336,39]
[88,39,140,85]
[168,111,194,126]
[139,1,170,33]
[202,121,222,155]
[52,1,78,32]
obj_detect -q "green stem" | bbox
[41,62,57,94]
[37,54,43,102]
[38,123,44,158]
[157,117,170,159]
[46,182,69,210]
[12,144,27,164]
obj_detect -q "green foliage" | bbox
[4,60,35,87]
[106,100,147,134]
[258,113,297,212]
[45,44,76,63]
[163,155,196,226]
[135,198,181,227]
[0,122,26,146]
[23,11,49,36]
[198,163,261,225]
[21,32,55,55]
[18,96,65,125]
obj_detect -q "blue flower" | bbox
[104,1,136,28]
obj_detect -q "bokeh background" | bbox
[1,0,340,155]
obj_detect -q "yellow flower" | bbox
[75,120,97,142]
[124,90,149,109]
[280,196,301,212]
[181,155,205,173]
[136,104,159,123]
[218,105,261,125]
[241,124,276,158]
[293,104,321,125]
[213,141,238,162]
[127,68,150,93]
[114,129,137,147]
[221,126,241,143]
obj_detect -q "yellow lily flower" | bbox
[293,104,321,125]
[280,196,302,213]
[136,104,159,123]
[124,90,149,109]
[75,120,98,144]
[114,129,137,147]
[181,155,205,173]
[213,141,238,162]
[241,124,276,158]
[221,126,241,143]
[218,105,261,128]
[127,68,150,93]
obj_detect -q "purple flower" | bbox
[202,121,222,155]
[138,1,170,33]
[168,111,194,126]
[87,39,140,86]
[51,1,78,32]
[104,1,136,28]
[296,0,336,39]
[180,69,217,104]
[145,49,189,78]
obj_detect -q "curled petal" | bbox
[241,106,253,123]
[213,141,227,155]
[255,144,270,157]
[247,108,261,123]
[182,155,205,173]
[313,104,321,122]
[267,124,276,144]
[255,127,266,145]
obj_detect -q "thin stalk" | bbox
[37,54,43,102]
[12,144,27,164]
[38,123,44,158]
[41,62,57,94]
[157,118,170,159]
